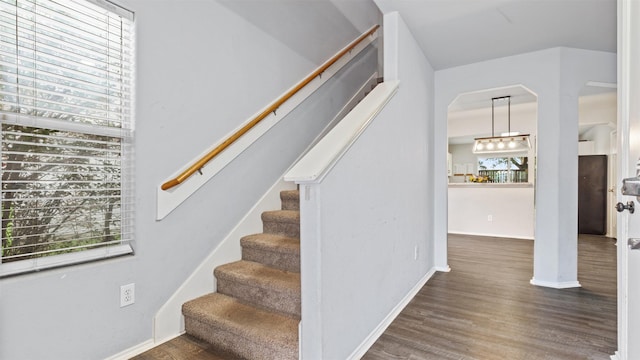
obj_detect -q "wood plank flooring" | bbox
[132,334,242,360]
[133,234,617,359]
[363,234,617,360]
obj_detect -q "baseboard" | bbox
[435,265,451,272]
[103,339,155,360]
[150,73,379,349]
[326,72,380,134]
[610,350,621,360]
[152,178,296,343]
[530,278,581,289]
[291,71,379,166]
[346,267,437,360]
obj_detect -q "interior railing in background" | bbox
[161,25,380,191]
[478,169,528,183]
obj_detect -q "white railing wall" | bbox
[285,12,438,359]
[286,80,434,360]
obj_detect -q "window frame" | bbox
[0,0,135,277]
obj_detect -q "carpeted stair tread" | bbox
[241,233,299,254]
[179,188,302,359]
[183,293,298,360]
[280,190,300,211]
[241,233,300,272]
[262,210,299,223]
[262,210,300,238]
[215,260,300,293]
[215,260,301,318]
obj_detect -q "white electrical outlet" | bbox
[488,215,493,222]
[120,283,135,307]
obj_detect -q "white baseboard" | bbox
[322,72,380,137]
[346,267,437,360]
[290,72,379,168]
[153,178,296,343]
[435,265,451,272]
[529,278,581,289]
[150,70,381,350]
[103,339,155,360]
[610,350,621,360]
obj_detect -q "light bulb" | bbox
[476,143,484,151]
[497,141,505,149]
[486,142,494,150]
[508,139,516,149]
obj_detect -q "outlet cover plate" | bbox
[120,283,135,307]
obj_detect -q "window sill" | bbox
[0,244,133,278]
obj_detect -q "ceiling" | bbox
[448,85,537,112]
[373,0,617,71]
[371,0,618,141]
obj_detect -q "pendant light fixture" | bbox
[472,96,531,155]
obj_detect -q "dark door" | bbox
[578,155,608,235]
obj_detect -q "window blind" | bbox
[0,0,134,277]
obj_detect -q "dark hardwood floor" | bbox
[133,234,617,360]
[363,233,617,360]
[132,334,242,360]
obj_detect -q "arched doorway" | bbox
[447,85,538,240]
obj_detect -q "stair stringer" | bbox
[153,178,296,345]
[153,69,381,347]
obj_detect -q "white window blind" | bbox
[0,0,134,277]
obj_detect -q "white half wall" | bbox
[291,11,435,359]
[448,185,535,239]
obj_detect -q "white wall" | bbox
[581,125,614,155]
[448,143,476,182]
[448,186,535,239]
[0,1,380,359]
[435,48,616,288]
[296,11,435,359]
[448,102,538,141]
[579,92,617,128]
[579,92,617,155]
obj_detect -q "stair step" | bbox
[241,233,300,273]
[215,260,301,319]
[280,190,299,211]
[183,293,298,360]
[262,210,300,238]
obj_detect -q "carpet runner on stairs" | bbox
[182,189,300,360]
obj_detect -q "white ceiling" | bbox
[373,0,617,71]
[371,0,618,141]
[448,85,537,112]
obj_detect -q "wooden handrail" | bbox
[161,25,380,191]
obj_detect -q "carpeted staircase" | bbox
[182,189,301,360]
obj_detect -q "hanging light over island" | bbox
[473,96,531,155]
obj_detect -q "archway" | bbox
[446,85,537,241]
